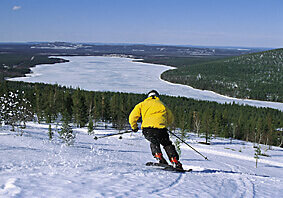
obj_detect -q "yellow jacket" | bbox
[129,97,174,129]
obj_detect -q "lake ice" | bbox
[9,56,283,111]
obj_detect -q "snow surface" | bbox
[0,123,282,197]
[8,56,283,111]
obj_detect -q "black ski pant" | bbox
[142,128,179,161]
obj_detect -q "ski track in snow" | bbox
[149,171,184,195]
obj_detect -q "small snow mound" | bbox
[0,178,21,197]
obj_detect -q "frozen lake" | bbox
[9,56,283,111]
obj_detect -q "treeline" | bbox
[145,49,283,102]
[1,81,283,147]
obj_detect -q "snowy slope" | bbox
[3,55,283,197]
[8,56,283,111]
[0,123,282,198]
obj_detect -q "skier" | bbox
[129,90,183,170]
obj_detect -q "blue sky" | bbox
[1,0,282,48]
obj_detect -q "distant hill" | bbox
[0,42,265,57]
[159,48,283,102]
[1,42,265,82]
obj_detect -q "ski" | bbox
[146,162,192,173]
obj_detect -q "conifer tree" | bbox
[0,90,33,133]
[78,93,88,127]
[254,145,261,168]
[34,84,44,123]
[92,94,101,126]
[88,119,94,134]
[117,95,127,131]
[201,109,212,144]
[256,117,264,145]
[266,114,274,149]
[72,88,87,127]
[109,93,118,128]
[63,90,73,122]
[59,118,75,146]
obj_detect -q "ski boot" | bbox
[154,153,168,165]
[170,157,183,170]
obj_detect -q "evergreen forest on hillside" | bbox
[1,81,283,148]
[144,48,283,102]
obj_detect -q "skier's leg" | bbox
[150,143,168,164]
[164,144,179,160]
[143,128,168,164]
[150,142,162,155]
[159,129,183,169]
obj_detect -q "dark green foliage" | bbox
[1,81,283,147]
[59,119,75,145]
[72,88,88,127]
[150,49,283,102]
[88,119,94,135]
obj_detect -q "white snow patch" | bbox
[0,178,21,197]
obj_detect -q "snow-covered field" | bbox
[9,56,283,111]
[1,123,282,197]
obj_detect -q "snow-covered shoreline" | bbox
[8,56,283,111]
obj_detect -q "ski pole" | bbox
[94,130,134,140]
[168,130,209,160]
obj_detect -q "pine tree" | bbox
[174,139,181,157]
[254,145,261,168]
[78,94,88,127]
[201,109,212,144]
[17,91,33,133]
[0,90,33,134]
[92,94,100,126]
[72,88,87,127]
[58,119,75,146]
[63,90,73,122]
[88,119,94,135]
[34,84,44,123]
[109,93,118,128]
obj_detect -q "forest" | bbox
[0,54,68,82]
[143,48,283,102]
[1,81,283,147]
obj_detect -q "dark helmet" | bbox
[147,90,159,98]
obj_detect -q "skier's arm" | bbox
[129,103,141,130]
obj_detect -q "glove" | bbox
[132,128,139,132]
